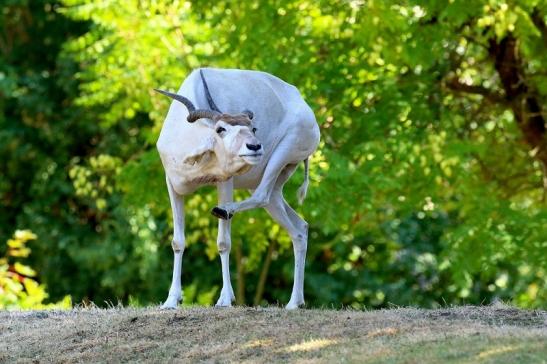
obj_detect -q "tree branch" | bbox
[445,77,505,103]
[531,8,547,46]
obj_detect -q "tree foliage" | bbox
[1,0,546,309]
[0,230,71,309]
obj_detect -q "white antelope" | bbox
[155,68,320,309]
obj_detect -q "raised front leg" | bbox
[212,138,298,220]
[161,176,186,309]
[215,179,236,307]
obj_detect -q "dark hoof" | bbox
[211,207,233,220]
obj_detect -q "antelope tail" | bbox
[296,158,310,205]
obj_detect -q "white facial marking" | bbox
[215,121,263,165]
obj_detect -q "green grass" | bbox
[0,304,545,363]
[362,336,546,364]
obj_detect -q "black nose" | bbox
[246,143,262,151]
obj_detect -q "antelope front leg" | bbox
[161,177,186,309]
[215,179,236,307]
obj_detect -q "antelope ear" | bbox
[242,109,254,120]
[183,136,217,165]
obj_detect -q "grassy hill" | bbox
[1,304,545,363]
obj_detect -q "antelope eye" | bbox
[216,126,226,134]
[252,128,257,134]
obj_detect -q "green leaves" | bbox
[1,0,546,309]
[0,230,70,309]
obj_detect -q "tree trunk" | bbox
[253,240,276,306]
[235,240,245,305]
[488,35,547,198]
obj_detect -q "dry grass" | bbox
[1,303,546,363]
